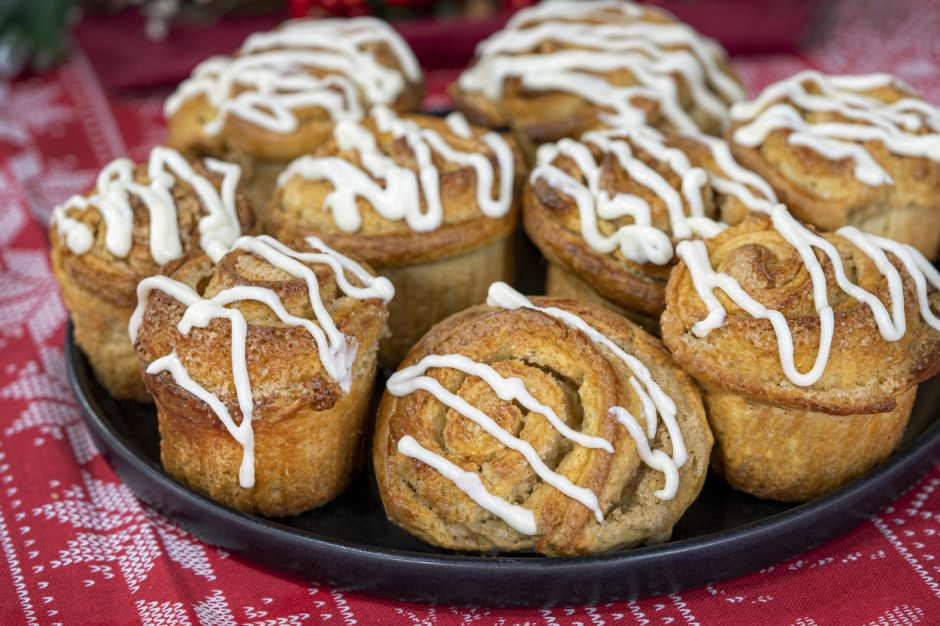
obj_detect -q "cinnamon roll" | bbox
[452,0,744,160]
[728,71,940,259]
[132,235,393,515]
[525,127,776,332]
[662,206,940,501]
[268,106,523,367]
[165,17,424,209]
[374,282,712,555]
[49,147,255,400]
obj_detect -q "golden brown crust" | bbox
[134,242,388,515]
[452,4,742,144]
[524,131,772,318]
[49,159,256,400]
[544,261,661,335]
[661,214,940,414]
[374,297,713,555]
[377,236,513,369]
[728,77,940,258]
[704,385,915,502]
[168,82,423,164]
[524,177,668,318]
[267,112,524,268]
[155,361,376,516]
[51,160,255,308]
[166,20,424,163]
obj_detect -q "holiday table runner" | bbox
[2,1,940,624]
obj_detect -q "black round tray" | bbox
[67,323,940,607]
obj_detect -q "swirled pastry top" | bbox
[49,147,255,307]
[524,127,776,316]
[728,71,940,230]
[662,206,940,414]
[132,235,393,488]
[452,0,744,143]
[374,282,712,555]
[164,17,424,161]
[269,106,522,267]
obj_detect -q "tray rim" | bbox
[66,323,940,607]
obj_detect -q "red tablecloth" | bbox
[2,1,940,624]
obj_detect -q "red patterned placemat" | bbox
[2,1,940,623]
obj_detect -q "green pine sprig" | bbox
[0,0,77,78]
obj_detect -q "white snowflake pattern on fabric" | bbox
[395,605,442,625]
[245,614,311,626]
[33,471,215,594]
[193,590,238,626]
[0,248,66,345]
[0,81,73,146]
[865,604,926,626]
[156,522,217,583]
[136,599,194,626]
[2,347,97,464]
[0,506,39,625]
[0,170,28,247]
[21,158,98,225]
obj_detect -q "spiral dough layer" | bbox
[662,212,940,414]
[374,286,712,555]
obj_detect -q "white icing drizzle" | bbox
[51,147,244,264]
[277,106,514,233]
[148,350,256,487]
[675,204,940,387]
[397,435,537,535]
[164,17,420,136]
[241,17,421,82]
[387,354,605,524]
[130,235,394,488]
[530,127,775,265]
[504,0,645,27]
[731,70,940,186]
[609,406,679,501]
[399,353,614,452]
[445,112,473,138]
[487,282,686,487]
[390,281,687,533]
[459,0,744,133]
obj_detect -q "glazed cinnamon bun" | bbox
[132,235,393,515]
[662,206,940,501]
[269,106,523,367]
[524,126,776,332]
[452,0,744,160]
[49,147,255,400]
[728,71,940,259]
[165,17,424,209]
[374,282,712,555]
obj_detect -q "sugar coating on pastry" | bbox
[524,127,776,316]
[663,206,940,413]
[165,17,423,157]
[731,71,940,188]
[728,71,940,256]
[51,146,247,267]
[131,234,394,488]
[375,282,712,555]
[270,107,521,266]
[454,0,744,140]
[48,147,256,401]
